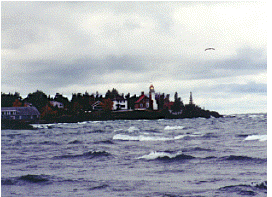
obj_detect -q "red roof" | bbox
[135,95,148,103]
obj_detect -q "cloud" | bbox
[1,1,267,114]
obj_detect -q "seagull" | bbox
[205,48,215,51]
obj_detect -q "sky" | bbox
[1,1,267,115]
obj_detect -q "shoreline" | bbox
[2,109,223,129]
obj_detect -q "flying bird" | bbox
[205,48,215,51]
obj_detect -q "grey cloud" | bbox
[172,46,267,81]
[192,82,267,95]
[214,47,266,70]
[4,54,150,90]
[230,82,266,94]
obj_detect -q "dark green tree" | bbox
[171,92,184,112]
[105,88,119,99]
[23,90,49,112]
[1,92,22,107]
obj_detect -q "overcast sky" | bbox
[1,1,267,115]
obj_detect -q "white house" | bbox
[91,101,103,111]
[112,96,128,111]
[50,101,64,109]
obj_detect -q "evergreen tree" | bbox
[105,88,119,99]
[24,90,49,112]
[171,92,184,112]
[1,92,22,107]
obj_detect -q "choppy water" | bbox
[2,113,267,196]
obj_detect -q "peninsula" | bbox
[1,85,222,128]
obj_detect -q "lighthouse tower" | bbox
[149,84,157,110]
[189,92,194,105]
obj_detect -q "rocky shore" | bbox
[39,108,222,124]
[2,107,222,129]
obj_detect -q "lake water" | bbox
[1,113,267,196]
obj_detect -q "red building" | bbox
[134,92,150,110]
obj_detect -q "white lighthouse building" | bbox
[149,84,158,110]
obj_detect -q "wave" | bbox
[77,121,88,125]
[113,134,164,141]
[235,134,250,138]
[21,140,60,146]
[93,140,114,144]
[89,184,109,191]
[18,174,51,183]
[220,155,266,163]
[218,181,267,195]
[112,132,206,141]
[138,151,195,161]
[31,124,55,129]
[2,174,52,185]
[113,127,140,135]
[137,152,266,163]
[254,181,267,189]
[244,135,267,141]
[2,174,105,186]
[113,134,140,141]
[164,125,185,130]
[182,146,214,152]
[91,129,107,133]
[173,135,186,140]
[247,114,266,119]
[68,140,83,144]
[40,141,60,145]
[127,126,139,133]
[113,134,179,141]
[54,150,111,159]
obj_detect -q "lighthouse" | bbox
[189,92,194,105]
[149,84,157,110]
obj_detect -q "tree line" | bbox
[1,89,186,120]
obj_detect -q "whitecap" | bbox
[164,125,185,130]
[77,121,87,125]
[248,114,264,118]
[31,124,55,129]
[113,128,124,132]
[138,151,182,160]
[244,135,267,141]
[127,126,139,133]
[113,134,139,141]
[174,135,185,140]
[112,134,175,141]
[139,135,173,141]
[188,132,205,137]
[31,124,47,129]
